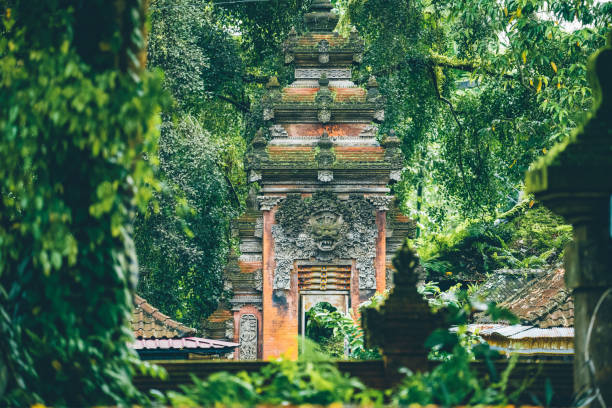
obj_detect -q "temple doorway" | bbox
[297,263,351,355]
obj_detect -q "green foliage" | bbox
[346,0,611,227]
[0,1,168,405]
[135,116,239,327]
[305,302,381,360]
[164,348,383,407]
[419,201,572,278]
[135,0,246,326]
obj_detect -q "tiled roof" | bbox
[132,294,196,339]
[476,269,545,304]
[501,267,573,328]
[476,266,573,328]
[133,337,238,351]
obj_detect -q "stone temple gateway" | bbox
[203,0,415,360]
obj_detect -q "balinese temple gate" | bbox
[204,0,414,360]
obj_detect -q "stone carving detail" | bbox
[389,169,402,181]
[318,40,330,64]
[239,314,258,360]
[240,240,262,253]
[367,195,393,211]
[249,170,262,183]
[318,108,331,124]
[254,268,263,291]
[254,217,263,238]
[272,192,378,290]
[359,124,378,138]
[257,195,284,211]
[225,319,234,339]
[269,125,288,138]
[295,69,351,79]
[374,109,385,122]
[318,170,333,183]
[263,108,274,121]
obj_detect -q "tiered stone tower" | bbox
[204,0,415,360]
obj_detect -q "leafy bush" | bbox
[305,301,383,360]
[163,346,383,407]
[419,200,572,278]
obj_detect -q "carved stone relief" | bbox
[272,192,378,290]
[225,319,234,339]
[254,268,263,292]
[389,169,402,181]
[269,124,288,138]
[318,108,331,124]
[249,170,262,183]
[318,170,333,183]
[358,124,378,138]
[254,217,263,238]
[367,195,393,211]
[239,314,258,360]
[257,195,284,211]
[295,69,351,80]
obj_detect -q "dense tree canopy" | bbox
[134,0,610,327]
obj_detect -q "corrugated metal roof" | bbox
[507,327,573,339]
[468,324,573,339]
[132,337,238,351]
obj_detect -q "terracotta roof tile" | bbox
[131,294,197,339]
[476,267,573,328]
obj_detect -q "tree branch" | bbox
[373,52,514,80]
[213,93,250,113]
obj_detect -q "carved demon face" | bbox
[309,210,343,252]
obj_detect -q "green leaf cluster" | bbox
[163,353,383,407]
[0,1,168,405]
[419,201,572,278]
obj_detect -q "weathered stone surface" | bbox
[239,314,258,360]
[362,243,443,374]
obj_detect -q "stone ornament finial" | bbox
[362,242,443,376]
[304,0,339,32]
[266,76,280,89]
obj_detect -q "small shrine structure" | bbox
[204,0,414,360]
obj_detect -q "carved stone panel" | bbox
[239,314,258,360]
[295,69,351,80]
[272,192,378,290]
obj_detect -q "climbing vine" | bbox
[0,1,167,405]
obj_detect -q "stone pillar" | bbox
[375,210,387,293]
[362,242,443,381]
[525,32,612,407]
[259,196,298,360]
